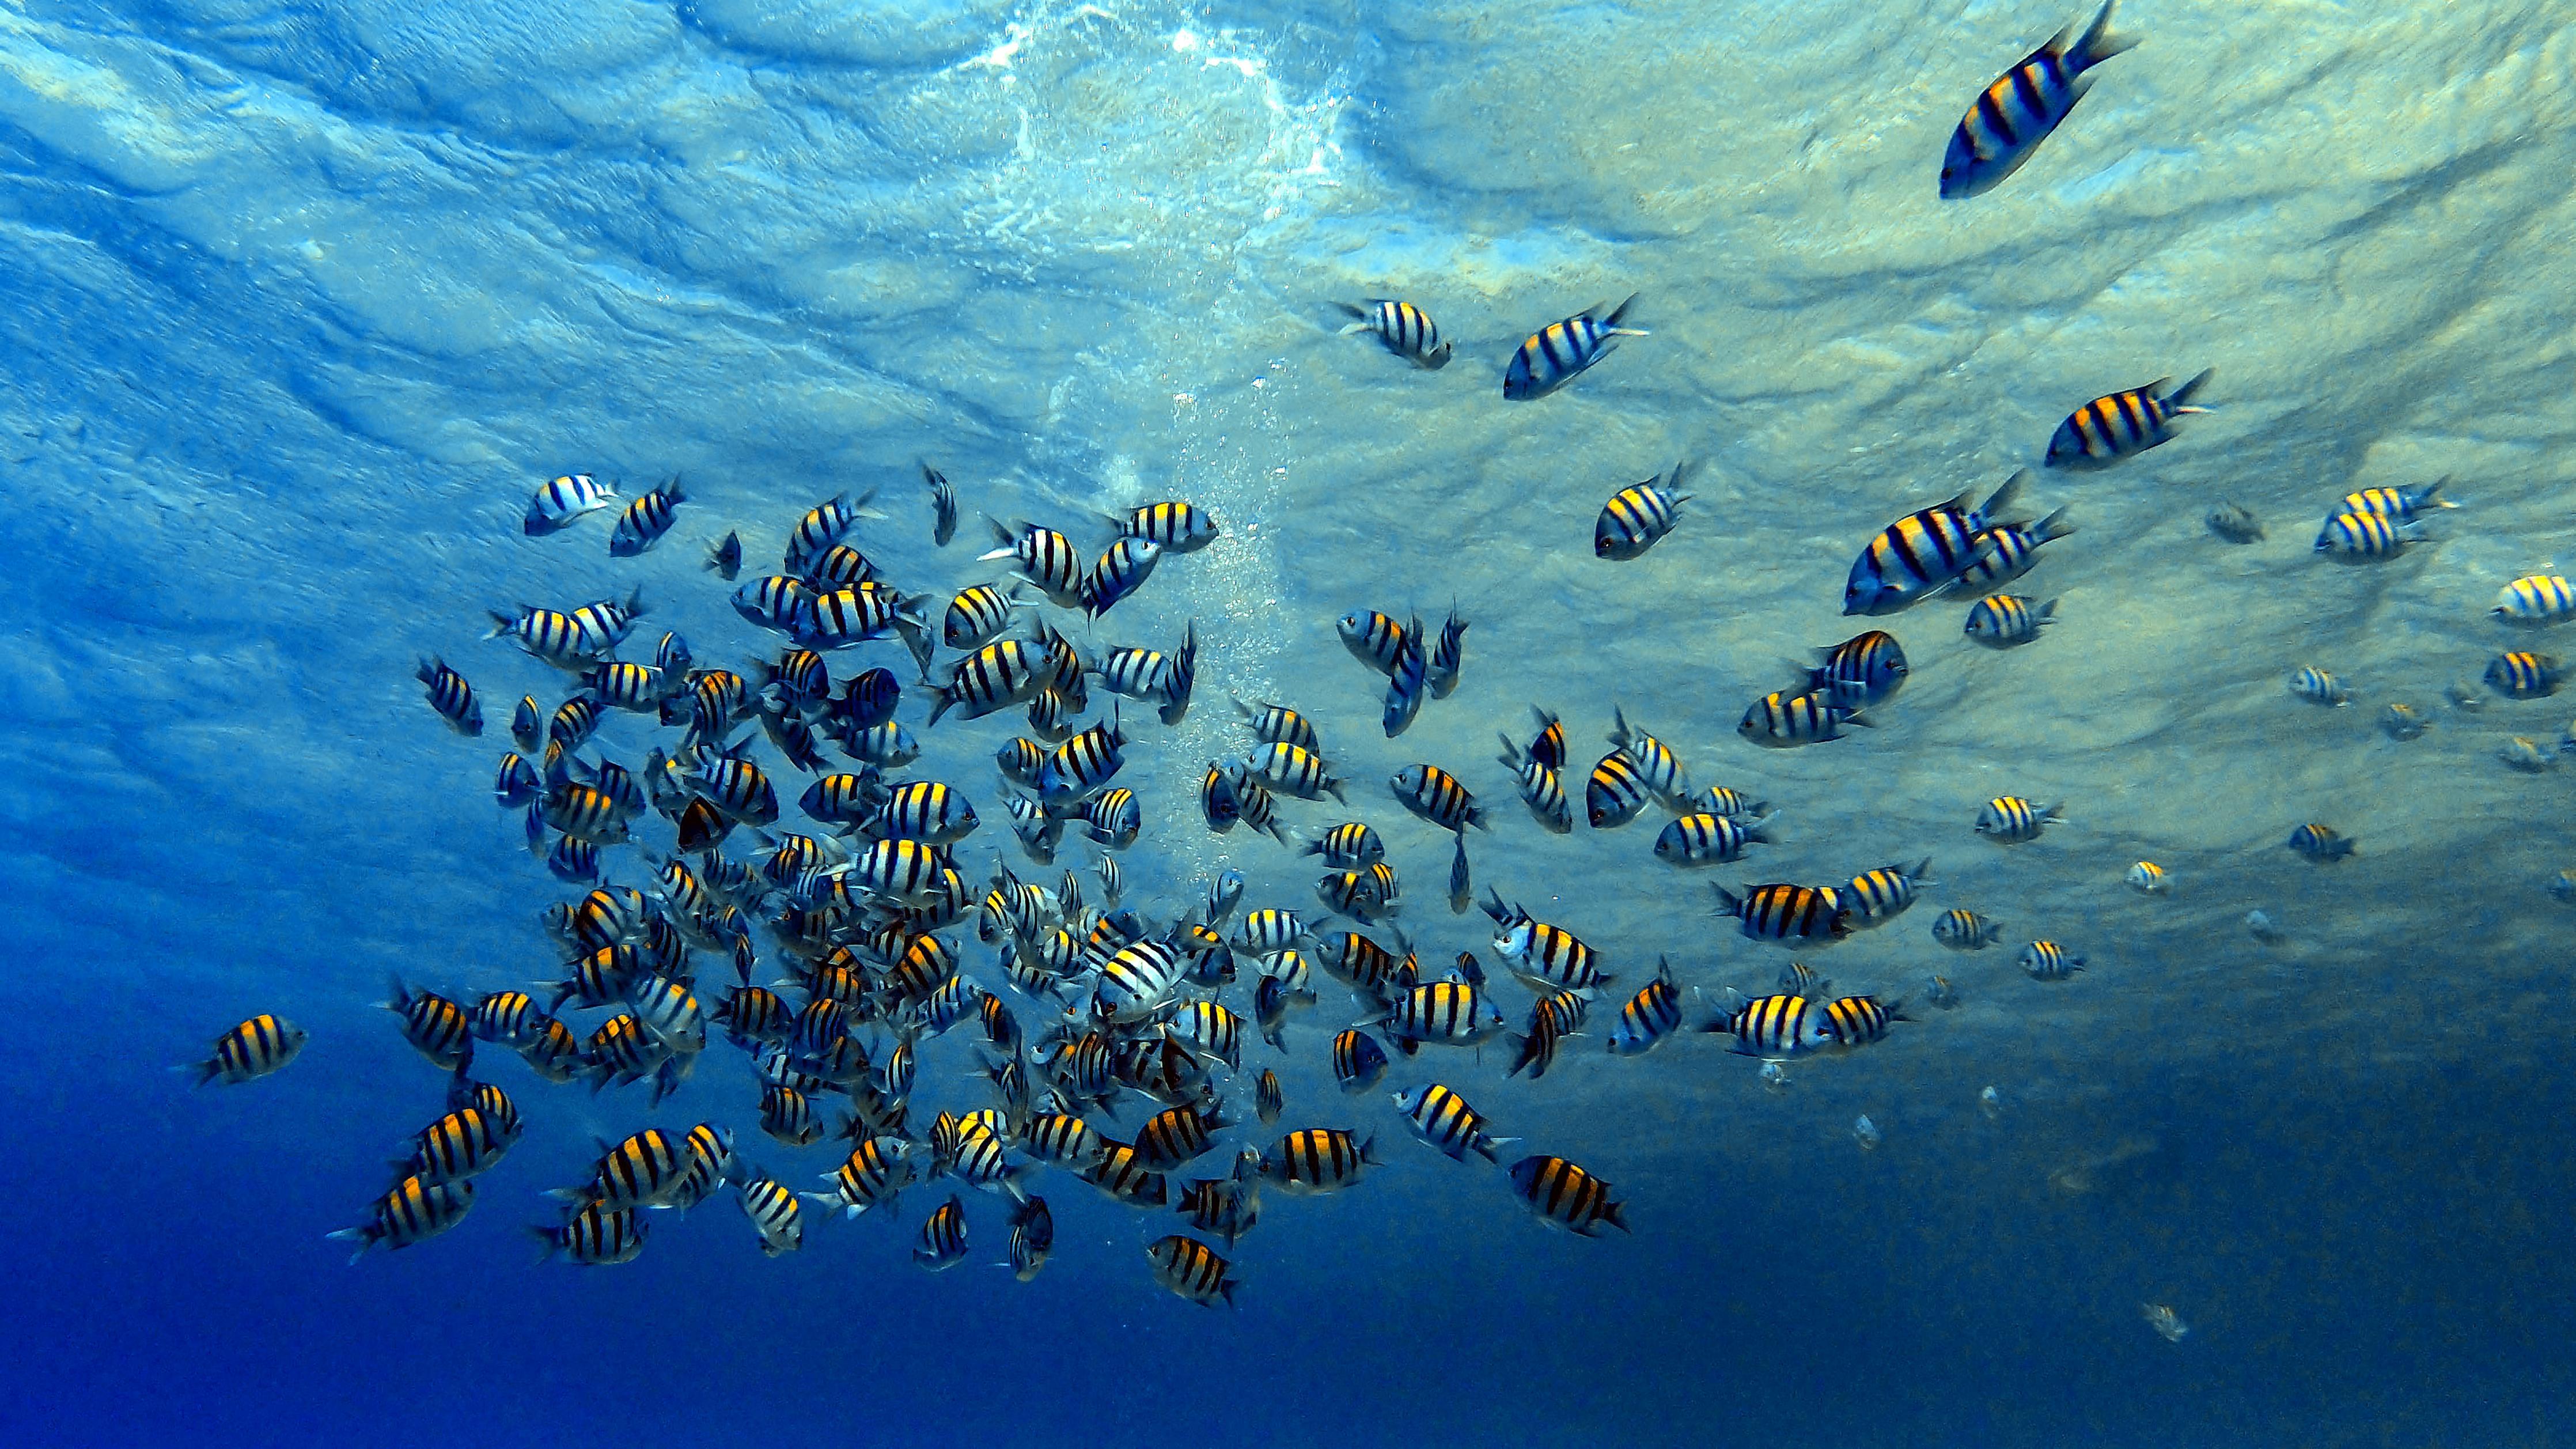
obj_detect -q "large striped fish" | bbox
[1843,470,2026,616]
[2045,370,2213,468]
[1939,1,2139,199]
[1503,297,1647,400]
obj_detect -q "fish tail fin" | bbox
[184,1058,219,1087]
[325,1227,376,1265]
[2166,366,2215,411]
[1602,1200,1632,1234]
[2029,505,2077,544]
[1601,293,1646,334]
[1980,468,2030,524]
[2074,0,2139,69]
[484,611,517,638]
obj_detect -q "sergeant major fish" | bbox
[1939,1,2140,199]
[1335,299,1452,369]
[1844,470,2026,615]
[1503,296,1646,401]
[2045,370,2214,468]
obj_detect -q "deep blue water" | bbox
[6,0,2576,1443]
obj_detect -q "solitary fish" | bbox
[1939,1,2139,200]
[1502,297,1646,401]
[1335,299,1451,369]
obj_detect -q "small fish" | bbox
[415,657,482,736]
[977,519,1086,606]
[1712,883,1848,945]
[1449,835,1472,916]
[1608,706,1689,807]
[1760,1061,1791,1093]
[1335,298,1452,369]
[1104,500,1221,554]
[2341,478,2457,523]
[1706,992,1831,1055]
[2020,941,2084,980]
[1963,595,2056,647]
[1844,470,2025,615]
[1245,742,1345,802]
[735,1170,805,1257]
[1496,737,1575,835]
[1234,696,1323,751]
[2380,703,2427,740]
[1839,858,1931,926]
[1852,1115,1882,1152]
[1939,0,2139,199]
[1382,612,1429,738]
[187,1013,308,1086]
[2486,652,2562,699]
[1302,822,1387,868]
[2141,1303,2189,1344]
[1146,1234,1240,1307]
[1257,1128,1379,1195]
[523,473,618,535]
[2494,574,2576,624]
[2289,667,2351,707]
[1583,751,1651,828]
[1606,960,1684,1057]
[2127,861,2168,894]
[1336,610,1410,676]
[1006,1195,1052,1280]
[1931,909,2001,951]
[1951,508,2075,595]
[1391,1083,1512,1163]
[1810,631,1908,709]
[923,464,958,547]
[1502,296,1646,400]
[1390,763,1487,833]
[1777,962,1829,998]
[1205,867,1247,925]
[2550,869,2576,906]
[1976,796,2064,843]
[2246,910,2283,943]
[781,490,884,574]
[1594,463,1691,561]
[913,1194,969,1272]
[2045,369,2211,468]
[943,583,1029,652]
[1688,785,1768,818]
[1979,1085,2002,1118]
[1081,537,1162,617]
[1505,1155,1628,1235]
[1427,607,1468,700]
[1524,707,1567,770]
[2287,823,2354,861]
[1926,976,1960,1011]
[2502,737,2556,773]
[704,529,742,579]
[510,695,543,753]
[2446,680,2488,713]
[1255,1068,1284,1124]
[2315,510,2426,560]
[2206,501,2263,544]
[608,476,686,557]
[331,1176,475,1262]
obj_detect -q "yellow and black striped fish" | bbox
[1940,0,2138,199]
[1497,741,1575,835]
[1819,993,1908,1047]
[1082,1141,1170,1206]
[567,1128,697,1210]
[1256,1128,1378,1195]
[1506,1155,1628,1235]
[1738,690,1869,747]
[329,1175,474,1262]
[2494,574,2576,623]
[397,1106,518,1184]
[1711,883,1849,944]
[1105,500,1221,553]
[1594,463,1690,560]
[1335,610,1410,676]
[1132,1103,1230,1172]
[1654,812,1766,867]
[1976,797,2063,842]
[1844,471,2026,616]
[782,490,882,574]
[943,582,1025,651]
[815,1134,914,1216]
[1392,1083,1509,1163]
[1606,959,1683,1056]
[733,1170,803,1257]
[2486,652,2562,700]
[2314,509,2426,560]
[2285,823,2355,861]
[802,542,880,591]
[2046,369,2214,468]
[531,1202,647,1266]
[2020,940,2085,979]
[1707,991,1831,1055]
[1008,1195,1054,1280]
[1964,594,2057,647]
[1335,298,1450,369]
[1233,695,1322,750]
[414,657,482,736]
[1146,1234,1240,1306]
[608,476,685,557]
[1503,296,1646,400]
[523,472,616,535]
[928,639,1049,727]
[188,1013,307,1086]
[1392,762,1486,833]
[1375,979,1508,1053]
[385,978,472,1069]
[1256,1069,1285,1125]
[1841,859,1933,925]
[1332,1029,1389,1094]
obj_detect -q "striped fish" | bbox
[1233,697,1321,750]
[1080,537,1161,618]
[188,1013,308,1088]
[1491,909,1609,994]
[1594,463,1691,560]
[1690,784,1767,818]
[397,1107,518,1185]
[1711,883,1848,944]
[1079,1140,1170,1206]
[1940,1,2139,199]
[524,472,618,535]
[2315,509,2425,560]
[927,640,1050,727]
[2288,667,2351,707]
[811,1135,914,1217]
[1332,1029,1390,1094]
[1336,610,1411,675]
[1301,822,1386,868]
[1375,980,1509,1053]
[1382,612,1429,738]
[547,695,600,752]
[2341,478,2457,523]
[1506,1155,1628,1236]
[510,695,543,752]
[2046,370,2215,468]
[1244,742,1343,801]
[1104,500,1221,553]
[2486,652,2561,699]
[923,464,958,547]
[2495,574,2576,623]
[1505,997,1562,1081]
[781,490,882,574]
[1093,645,1170,701]
[1092,939,1189,1023]
[1392,763,1487,833]
[1605,959,1684,1057]
[1609,707,1689,805]
[1428,607,1468,699]
[1809,630,1909,709]
[1257,1128,1378,1195]
[1132,1103,1230,1172]
[1840,858,1932,926]
[468,990,549,1047]
[2020,941,2086,979]
[1039,719,1128,804]
[1497,737,1575,834]
[569,1128,698,1210]
[1738,690,1869,747]
[1007,1195,1054,1280]
[414,657,482,736]
[1079,789,1141,849]
[757,1085,822,1147]
[1818,994,1908,1047]
[608,476,685,557]
[912,1195,970,1271]
[1392,1083,1511,1163]
[1146,1234,1239,1307]
[1951,508,2075,595]
[2127,861,2169,894]
[329,1175,474,1262]
[2286,824,2355,861]
[385,978,473,1069]
[1844,470,2026,615]
[1707,992,1831,1056]
[943,583,1025,651]
[532,1202,646,1266]
[801,543,880,591]
[1976,796,2063,842]
[1503,296,1647,400]
[1336,298,1451,369]
[1654,812,1767,867]
[873,781,979,845]
[733,1169,804,1256]
[1965,593,2058,650]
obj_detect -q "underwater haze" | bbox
[5,0,2575,1444]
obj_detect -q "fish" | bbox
[329,1176,475,1262]
[1809,631,1909,709]
[1738,690,1869,747]
[923,464,958,547]
[1332,1030,1391,1094]
[2288,667,2352,706]
[1256,1128,1379,1195]
[2380,703,2427,740]
[1006,1195,1052,1280]
[1233,697,1323,751]
[1502,296,1647,400]
[2141,1303,2189,1344]
[1425,607,1469,701]
[2499,737,2555,773]
[2286,824,2354,861]
[545,835,600,884]
[1963,594,2056,647]
[1706,992,1831,1055]
[1336,610,1410,676]
[1132,1102,1232,1172]
[394,1106,518,1186]
[1497,737,1575,834]
[1818,994,1908,1048]
[943,582,1029,652]
[1146,1235,1240,1307]
[1255,1069,1284,1125]
[2495,574,2576,623]
[2045,369,2212,468]
[2020,940,2085,979]
[732,576,812,635]
[733,1170,804,1257]
[2340,478,2457,523]
[1606,960,1684,1056]
[1505,1155,1628,1236]
[1392,1083,1512,1163]
[1524,707,1567,770]
[1688,785,1767,818]
[1374,979,1509,1054]
[1844,470,2025,615]
[385,978,473,1070]
[1490,903,1611,995]
[1244,742,1346,802]
[522,472,618,535]
[2314,510,2426,560]
[1608,706,1689,806]
[608,476,685,557]
[704,529,742,579]
[1382,612,1429,737]
[1926,976,1961,1010]
[1976,796,2064,842]
[1939,0,2138,199]
[978,519,1087,606]
[188,1013,307,1086]
[510,695,543,752]
[1594,463,1691,560]
[1303,822,1387,868]
[1079,789,1142,849]
[1335,299,1451,368]
[926,640,1051,727]
[1839,858,1931,925]
[1391,763,1487,833]
[1081,538,1161,617]
[2127,861,2169,894]
[1583,751,1651,828]
[810,1135,915,1218]
[1104,500,1221,553]
[781,490,884,574]
[1711,883,1848,944]
[1449,835,1472,916]
[2206,501,2263,543]
[1776,962,1829,999]
[1505,998,1563,1081]
[2486,651,2561,699]
[1853,1115,1882,1151]
[914,1194,970,1271]
[414,657,482,735]
[1175,1163,1262,1247]
[1950,508,2075,594]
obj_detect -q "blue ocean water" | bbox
[6,0,2576,1443]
